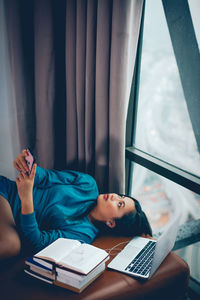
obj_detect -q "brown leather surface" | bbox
[0,236,190,300]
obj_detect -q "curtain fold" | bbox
[76,0,87,171]
[109,0,144,192]
[34,0,55,168]
[0,0,20,179]
[5,0,35,151]
[3,0,144,193]
[66,0,77,168]
[85,0,97,174]
[95,0,112,192]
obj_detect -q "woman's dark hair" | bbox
[93,195,152,237]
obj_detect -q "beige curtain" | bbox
[5,0,144,193]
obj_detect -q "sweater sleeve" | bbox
[34,166,98,193]
[20,212,93,253]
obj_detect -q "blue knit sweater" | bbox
[0,166,99,253]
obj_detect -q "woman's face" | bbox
[95,193,136,222]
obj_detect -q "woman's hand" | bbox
[13,149,30,173]
[16,163,37,214]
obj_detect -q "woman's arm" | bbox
[20,212,64,252]
[16,163,36,215]
[13,150,93,189]
[20,212,94,252]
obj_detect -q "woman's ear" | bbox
[106,219,116,228]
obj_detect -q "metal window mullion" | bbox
[126,146,200,195]
[126,0,146,195]
[162,0,200,152]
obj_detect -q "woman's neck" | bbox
[88,206,104,224]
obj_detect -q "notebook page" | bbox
[35,238,80,262]
[59,243,108,274]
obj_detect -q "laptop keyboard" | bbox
[125,241,156,276]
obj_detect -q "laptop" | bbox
[108,213,180,280]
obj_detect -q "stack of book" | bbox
[24,238,109,293]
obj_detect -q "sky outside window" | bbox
[188,0,200,51]
[134,0,200,176]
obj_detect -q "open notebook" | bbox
[108,213,180,279]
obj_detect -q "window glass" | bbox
[134,0,200,176]
[188,0,200,51]
[177,242,200,284]
[131,163,200,233]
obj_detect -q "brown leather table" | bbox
[0,236,190,300]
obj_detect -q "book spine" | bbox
[33,257,53,270]
[29,266,56,280]
[25,261,54,275]
[24,269,54,284]
[24,263,105,293]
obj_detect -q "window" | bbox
[126,0,200,240]
[126,0,200,292]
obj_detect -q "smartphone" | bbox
[25,149,35,175]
